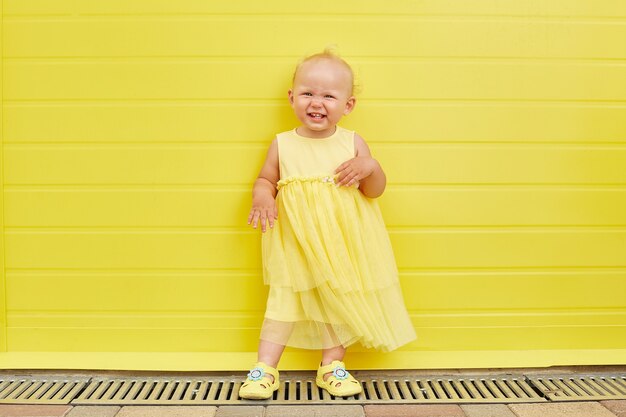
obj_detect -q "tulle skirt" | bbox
[260,177,417,351]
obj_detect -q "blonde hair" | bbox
[292,46,359,95]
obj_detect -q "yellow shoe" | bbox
[238,362,280,400]
[316,360,362,397]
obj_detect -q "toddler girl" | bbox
[239,49,417,400]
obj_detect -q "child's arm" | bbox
[247,139,280,232]
[335,133,387,198]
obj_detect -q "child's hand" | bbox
[335,156,379,187]
[248,194,278,233]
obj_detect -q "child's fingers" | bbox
[249,206,277,231]
[251,210,260,229]
[335,167,350,185]
[337,170,358,186]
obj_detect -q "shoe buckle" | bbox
[247,367,265,381]
[332,366,349,380]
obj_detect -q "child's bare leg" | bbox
[321,344,347,382]
[258,338,286,368]
[254,339,286,384]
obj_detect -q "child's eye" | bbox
[303,92,312,96]
[325,95,335,99]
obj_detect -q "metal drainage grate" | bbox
[71,374,545,405]
[0,376,90,404]
[527,373,626,401]
[3,373,624,405]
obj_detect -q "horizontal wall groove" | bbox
[5,98,626,106]
[5,184,626,190]
[5,268,262,274]
[5,99,626,107]
[4,226,626,232]
[4,96,626,106]
[388,226,626,232]
[2,184,254,191]
[5,143,626,149]
[6,266,626,274]
[7,309,625,317]
[5,56,626,63]
[4,14,626,22]
[398,266,626,273]
[7,311,262,317]
[5,140,626,146]
[5,183,626,187]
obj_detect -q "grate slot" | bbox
[397,381,411,399]
[206,381,218,401]
[450,380,469,399]
[476,379,492,399]
[0,381,12,397]
[161,381,177,401]
[494,379,514,399]
[185,381,199,401]
[118,381,136,400]
[172,381,187,401]
[460,379,479,399]
[483,379,502,399]
[506,379,527,399]
[556,379,580,398]
[363,380,376,400]
[63,382,88,402]
[44,382,66,401]
[93,380,113,400]
[4,381,28,400]
[193,381,208,402]
[20,382,43,400]
[409,380,424,400]
[417,380,433,399]
[588,377,613,396]
[142,381,158,400]
[443,379,459,399]
[386,380,400,400]
[2,381,20,400]
[377,380,390,400]
[527,374,626,401]
[0,377,88,404]
[605,377,626,395]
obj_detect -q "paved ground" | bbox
[0,401,625,417]
[0,366,623,416]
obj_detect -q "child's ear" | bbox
[344,96,356,115]
[288,89,295,107]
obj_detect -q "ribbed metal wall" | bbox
[0,0,625,370]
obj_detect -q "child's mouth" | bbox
[308,113,326,120]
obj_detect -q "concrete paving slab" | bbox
[215,406,265,417]
[601,401,626,417]
[508,402,618,417]
[115,406,217,417]
[364,404,465,417]
[0,405,73,417]
[66,406,120,417]
[265,405,364,417]
[460,404,517,417]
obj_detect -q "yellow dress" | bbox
[260,126,417,352]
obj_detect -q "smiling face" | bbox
[288,58,356,138]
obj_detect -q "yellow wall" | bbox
[1,1,625,370]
